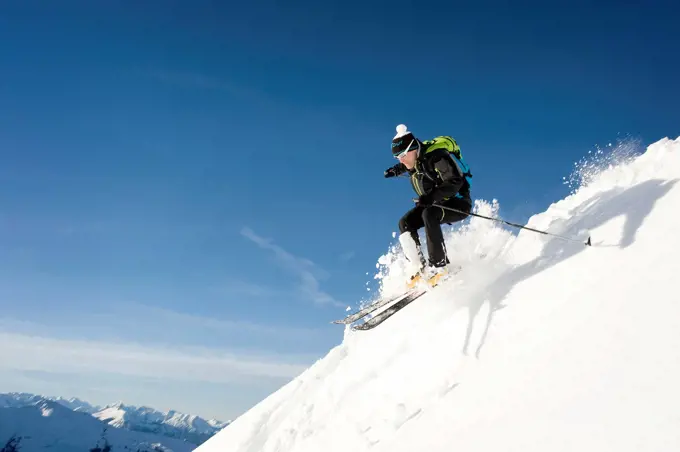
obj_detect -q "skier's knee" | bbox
[398,216,410,233]
[421,206,442,223]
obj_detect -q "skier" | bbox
[384,124,473,288]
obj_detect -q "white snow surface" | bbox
[197,136,680,452]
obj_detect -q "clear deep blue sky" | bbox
[1,1,679,420]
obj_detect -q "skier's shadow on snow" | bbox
[461,178,678,358]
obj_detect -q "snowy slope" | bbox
[1,393,228,446]
[0,400,194,452]
[196,136,680,452]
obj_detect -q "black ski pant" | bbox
[398,197,472,268]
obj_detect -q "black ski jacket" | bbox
[388,146,471,205]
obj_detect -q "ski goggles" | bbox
[392,139,416,159]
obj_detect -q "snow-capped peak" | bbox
[0,398,196,452]
[39,403,54,417]
[92,402,229,444]
[1,392,229,446]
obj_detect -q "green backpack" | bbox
[423,136,473,185]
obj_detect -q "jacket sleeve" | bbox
[386,162,408,177]
[429,155,465,201]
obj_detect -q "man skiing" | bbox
[384,124,473,288]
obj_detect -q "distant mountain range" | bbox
[0,393,230,451]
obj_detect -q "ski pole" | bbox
[432,202,592,246]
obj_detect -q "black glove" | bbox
[384,167,398,178]
[416,193,434,207]
[384,163,405,178]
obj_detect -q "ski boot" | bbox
[406,270,423,290]
[399,232,427,290]
[405,265,449,290]
[425,266,449,288]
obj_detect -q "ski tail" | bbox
[332,290,419,325]
[351,289,427,331]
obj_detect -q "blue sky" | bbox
[0,1,678,420]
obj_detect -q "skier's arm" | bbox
[384,162,407,178]
[429,156,464,201]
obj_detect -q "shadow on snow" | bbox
[460,178,678,358]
